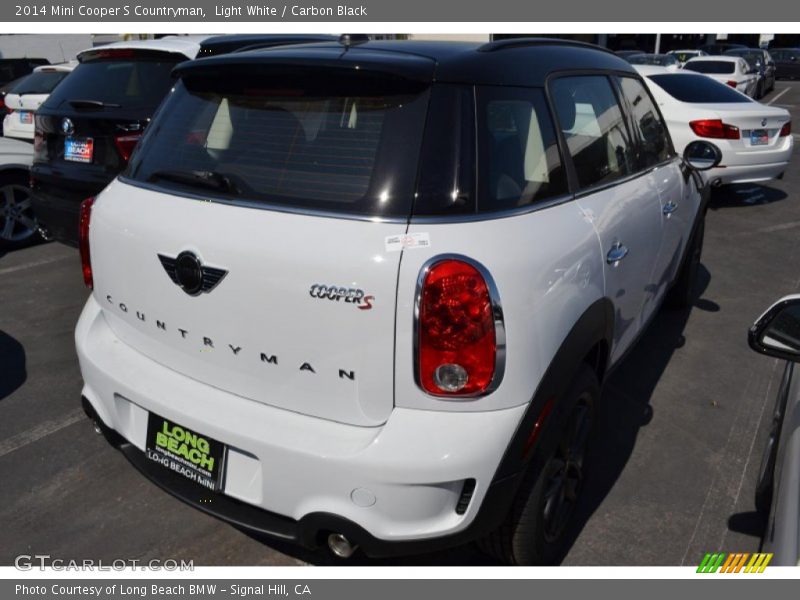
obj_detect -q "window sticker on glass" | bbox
[64,137,94,163]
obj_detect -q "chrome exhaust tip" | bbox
[711,178,723,188]
[327,533,358,559]
[92,421,103,435]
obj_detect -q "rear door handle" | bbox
[663,200,678,215]
[606,242,629,264]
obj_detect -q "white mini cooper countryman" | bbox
[75,38,721,564]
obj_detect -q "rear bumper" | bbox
[2,116,34,141]
[30,167,112,246]
[710,136,793,185]
[30,185,87,247]
[707,161,790,185]
[75,294,527,555]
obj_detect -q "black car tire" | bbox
[0,171,42,250]
[478,364,598,565]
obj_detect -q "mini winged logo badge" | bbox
[158,251,227,296]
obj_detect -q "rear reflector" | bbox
[690,119,741,140]
[780,121,792,137]
[79,197,95,289]
[455,479,476,515]
[114,133,142,163]
[416,257,503,397]
[726,80,738,88]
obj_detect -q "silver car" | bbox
[749,295,800,566]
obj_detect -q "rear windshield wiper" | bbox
[68,99,121,110]
[147,169,241,195]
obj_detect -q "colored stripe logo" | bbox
[697,552,773,573]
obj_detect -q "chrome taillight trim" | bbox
[413,253,506,400]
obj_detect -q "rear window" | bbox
[126,67,430,218]
[10,71,70,95]
[43,55,180,111]
[648,73,753,103]
[629,55,676,67]
[684,60,736,74]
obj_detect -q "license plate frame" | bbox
[145,412,227,492]
[750,129,769,146]
[64,136,94,163]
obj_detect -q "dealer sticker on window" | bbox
[385,232,431,252]
[64,137,94,163]
[145,413,226,492]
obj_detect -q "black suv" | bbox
[0,58,50,87]
[30,40,199,246]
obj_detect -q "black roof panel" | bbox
[175,38,637,86]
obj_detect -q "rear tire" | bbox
[666,217,705,310]
[478,365,599,565]
[0,171,41,251]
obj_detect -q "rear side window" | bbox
[648,73,753,103]
[550,75,636,190]
[43,56,180,111]
[617,76,671,168]
[127,68,430,218]
[11,71,70,95]
[684,61,736,74]
[413,84,476,215]
[476,86,567,212]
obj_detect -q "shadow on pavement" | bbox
[728,511,767,540]
[708,184,787,210]
[547,265,713,565]
[0,330,26,401]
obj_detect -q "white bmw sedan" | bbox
[683,55,759,98]
[636,66,793,185]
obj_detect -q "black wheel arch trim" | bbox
[490,296,614,484]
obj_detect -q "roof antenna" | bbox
[339,34,370,51]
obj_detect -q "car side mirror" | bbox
[749,296,800,361]
[683,140,722,171]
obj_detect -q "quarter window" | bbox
[617,76,672,169]
[475,86,568,212]
[550,75,636,190]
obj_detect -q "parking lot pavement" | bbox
[1,82,799,567]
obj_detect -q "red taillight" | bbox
[726,80,738,88]
[690,119,741,140]
[33,130,46,161]
[417,258,502,396]
[79,197,95,289]
[780,121,792,137]
[113,133,142,162]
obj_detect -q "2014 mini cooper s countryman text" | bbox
[75,38,721,564]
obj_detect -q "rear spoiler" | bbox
[173,47,436,84]
[79,48,191,63]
